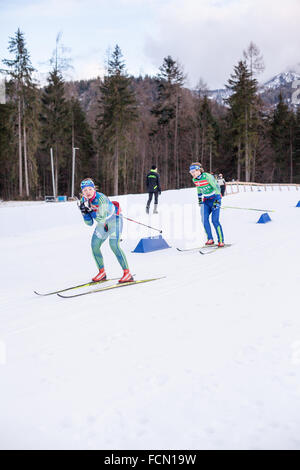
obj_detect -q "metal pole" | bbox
[222,206,275,212]
[71,147,75,198]
[71,147,79,198]
[121,215,162,233]
[50,147,56,199]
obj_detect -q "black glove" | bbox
[104,224,108,232]
[79,200,93,215]
[158,190,161,195]
[198,195,204,205]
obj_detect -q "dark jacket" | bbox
[146,170,161,193]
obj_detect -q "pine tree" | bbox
[97,45,138,195]
[69,97,95,192]
[270,93,294,182]
[226,60,258,181]
[0,100,15,198]
[243,42,265,180]
[40,68,70,196]
[22,81,40,196]
[195,95,218,172]
[1,28,36,197]
[294,107,300,184]
[243,42,265,78]
[152,56,185,188]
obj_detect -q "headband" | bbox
[81,179,95,190]
[189,165,201,171]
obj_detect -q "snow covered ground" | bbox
[0,186,300,450]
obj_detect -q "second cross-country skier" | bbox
[189,163,225,247]
[78,178,134,283]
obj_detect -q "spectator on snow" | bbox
[146,165,161,214]
[217,173,226,197]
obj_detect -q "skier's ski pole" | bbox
[222,206,275,212]
[121,215,162,233]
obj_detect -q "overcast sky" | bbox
[0,0,300,89]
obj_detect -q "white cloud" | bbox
[1,0,299,87]
[74,59,105,80]
[144,0,300,88]
[3,0,83,18]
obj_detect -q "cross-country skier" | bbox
[78,178,134,283]
[146,165,161,214]
[189,163,225,247]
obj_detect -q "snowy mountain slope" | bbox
[262,71,300,91]
[0,187,300,450]
[208,70,300,105]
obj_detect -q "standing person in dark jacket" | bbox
[146,165,161,214]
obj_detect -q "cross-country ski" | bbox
[176,244,218,252]
[57,277,165,298]
[199,243,233,255]
[33,278,119,296]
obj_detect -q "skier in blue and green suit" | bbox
[189,163,225,247]
[78,178,134,283]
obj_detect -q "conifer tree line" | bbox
[0,30,299,200]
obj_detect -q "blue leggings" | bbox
[91,215,129,271]
[202,195,224,243]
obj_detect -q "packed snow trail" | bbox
[0,188,300,449]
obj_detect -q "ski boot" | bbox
[92,268,107,282]
[119,269,134,283]
[218,242,225,247]
[205,239,214,246]
[153,204,158,214]
[146,205,150,214]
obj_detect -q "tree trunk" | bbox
[23,117,29,197]
[270,163,275,183]
[195,128,199,161]
[124,149,127,194]
[249,102,253,182]
[252,147,256,182]
[114,137,119,195]
[174,94,179,188]
[71,115,75,196]
[96,150,100,185]
[209,142,212,173]
[55,144,58,196]
[164,126,168,189]
[245,108,250,182]
[18,95,23,197]
[141,138,146,193]
[237,139,241,181]
[290,127,293,183]
[201,127,205,166]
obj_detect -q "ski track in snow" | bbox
[0,188,300,450]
